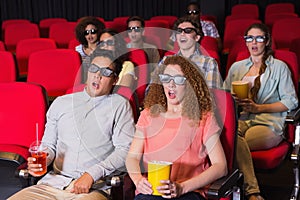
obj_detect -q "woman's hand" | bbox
[239,98,260,113]
[157,180,183,198]
[135,177,153,195]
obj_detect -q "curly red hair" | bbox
[144,55,213,124]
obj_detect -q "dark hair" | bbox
[187,0,201,11]
[100,28,129,64]
[75,16,105,47]
[244,23,274,101]
[173,15,204,37]
[90,49,123,76]
[145,55,212,123]
[126,16,145,28]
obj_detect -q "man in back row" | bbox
[163,15,223,89]
[126,15,161,73]
[9,49,135,200]
[167,0,222,52]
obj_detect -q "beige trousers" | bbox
[7,180,108,200]
[236,120,283,196]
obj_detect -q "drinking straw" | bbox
[36,123,39,145]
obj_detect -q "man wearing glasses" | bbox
[166,1,222,52]
[162,15,222,89]
[126,16,160,72]
[8,49,135,200]
[186,0,222,51]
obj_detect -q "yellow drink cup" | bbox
[148,161,172,196]
[232,81,249,99]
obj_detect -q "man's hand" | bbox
[71,172,94,194]
[27,157,44,177]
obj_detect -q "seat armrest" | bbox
[103,170,135,200]
[286,107,300,123]
[207,169,242,199]
[104,170,128,187]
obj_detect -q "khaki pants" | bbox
[7,180,108,200]
[236,120,283,196]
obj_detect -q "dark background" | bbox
[0,0,299,37]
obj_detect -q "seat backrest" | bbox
[289,37,300,80]
[265,3,295,20]
[1,19,31,40]
[49,22,77,48]
[211,89,237,172]
[143,34,162,51]
[16,38,57,77]
[113,85,140,123]
[225,36,248,77]
[265,13,298,31]
[144,20,171,49]
[1,19,31,30]
[272,18,300,49]
[0,41,6,51]
[0,82,48,151]
[112,16,129,33]
[128,49,150,107]
[0,51,17,82]
[201,36,219,53]
[27,49,82,97]
[4,23,40,53]
[150,16,178,29]
[39,18,68,38]
[68,38,80,49]
[231,4,259,19]
[223,19,261,54]
[225,14,258,26]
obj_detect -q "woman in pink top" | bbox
[126,55,227,200]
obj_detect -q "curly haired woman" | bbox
[75,16,105,82]
[126,55,227,200]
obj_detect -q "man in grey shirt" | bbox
[9,49,135,200]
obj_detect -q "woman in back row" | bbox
[75,16,105,82]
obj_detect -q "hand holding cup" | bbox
[148,161,172,196]
[232,81,249,99]
[28,141,47,176]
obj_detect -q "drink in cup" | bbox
[232,81,249,99]
[29,141,47,176]
[148,160,172,196]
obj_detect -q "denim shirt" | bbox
[224,55,298,135]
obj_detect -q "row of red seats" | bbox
[0,46,149,115]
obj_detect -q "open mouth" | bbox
[251,46,258,51]
[179,37,187,43]
[168,90,176,99]
[92,82,99,89]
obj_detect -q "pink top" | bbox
[136,109,221,194]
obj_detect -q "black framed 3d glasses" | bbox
[175,27,197,34]
[127,26,143,33]
[88,64,117,77]
[84,29,97,36]
[99,40,115,48]
[159,74,187,85]
[187,10,200,15]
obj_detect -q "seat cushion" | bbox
[251,141,290,169]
